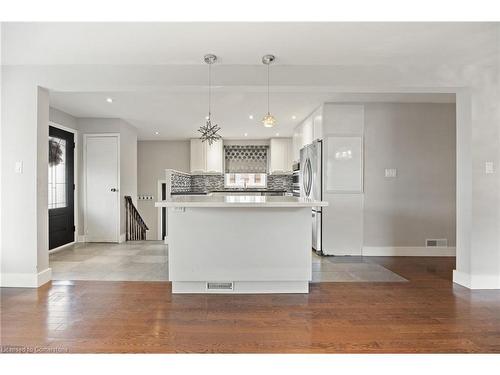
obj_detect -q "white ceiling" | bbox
[4,22,474,139]
[50,91,455,140]
[2,22,496,66]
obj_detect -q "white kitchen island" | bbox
[155,195,327,294]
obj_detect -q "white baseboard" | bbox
[37,268,52,286]
[172,281,309,294]
[453,270,500,289]
[1,268,52,288]
[119,233,126,243]
[49,241,75,254]
[362,246,456,257]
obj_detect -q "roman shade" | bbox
[224,145,268,173]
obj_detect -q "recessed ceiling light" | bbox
[106,97,113,103]
[276,133,280,136]
[244,133,248,137]
[291,115,296,120]
[155,131,159,135]
[248,115,254,120]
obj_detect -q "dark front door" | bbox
[48,126,75,249]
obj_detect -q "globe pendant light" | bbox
[262,54,276,128]
[198,54,222,145]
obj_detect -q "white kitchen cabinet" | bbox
[190,139,223,174]
[292,127,302,163]
[190,139,206,173]
[206,140,223,173]
[269,138,292,174]
[301,117,314,148]
[292,106,324,162]
[312,108,323,141]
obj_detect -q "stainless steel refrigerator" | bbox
[300,140,322,253]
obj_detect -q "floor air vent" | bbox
[426,239,448,247]
[206,282,234,291]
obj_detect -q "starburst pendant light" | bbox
[198,54,222,145]
[262,54,277,128]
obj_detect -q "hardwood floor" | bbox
[1,256,500,353]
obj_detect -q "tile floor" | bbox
[311,252,407,282]
[50,241,168,281]
[50,241,406,283]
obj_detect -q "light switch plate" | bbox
[485,161,494,174]
[15,161,23,174]
[385,168,397,178]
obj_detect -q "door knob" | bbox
[110,188,117,192]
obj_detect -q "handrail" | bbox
[125,196,149,241]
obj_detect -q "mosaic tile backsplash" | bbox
[170,173,191,193]
[191,175,224,191]
[267,175,293,191]
[171,171,292,193]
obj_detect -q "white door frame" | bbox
[48,121,78,253]
[83,133,120,243]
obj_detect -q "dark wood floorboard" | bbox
[1,256,500,353]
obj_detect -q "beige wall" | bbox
[363,102,456,247]
[137,140,190,239]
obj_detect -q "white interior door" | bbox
[85,135,119,242]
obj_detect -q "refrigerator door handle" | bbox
[303,158,312,197]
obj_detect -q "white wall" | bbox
[363,102,456,247]
[49,107,78,131]
[137,140,190,240]
[36,88,50,279]
[119,122,138,240]
[1,75,51,286]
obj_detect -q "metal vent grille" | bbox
[206,282,234,290]
[426,239,448,247]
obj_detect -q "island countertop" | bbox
[155,195,328,208]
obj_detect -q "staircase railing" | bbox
[125,196,148,241]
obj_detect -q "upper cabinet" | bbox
[206,140,223,173]
[190,139,223,174]
[190,139,206,173]
[292,128,302,163]
[269,138,293,174]
[301,117,314,148]
[292,106,324,162]
[312,110,323,141]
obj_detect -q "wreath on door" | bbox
[49,139,63,166]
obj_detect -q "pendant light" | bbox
[262,54,276,128]
[198,54,222,144]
